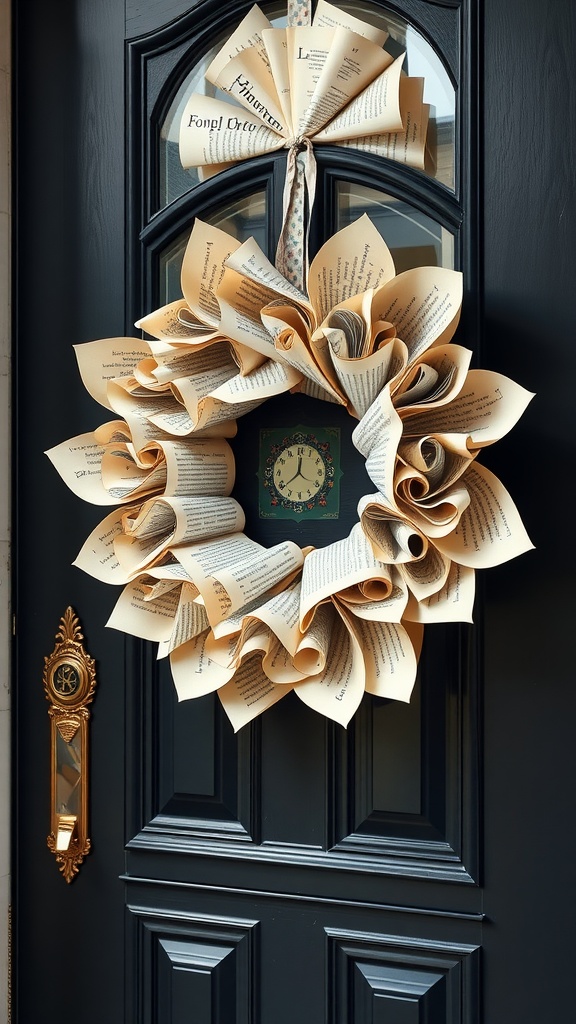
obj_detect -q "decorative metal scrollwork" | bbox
[43,607,97,883]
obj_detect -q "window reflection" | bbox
[337,182,454,272]
[56,731,82,816]
[341,2,455,189]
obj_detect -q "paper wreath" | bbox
[47,214,534,731]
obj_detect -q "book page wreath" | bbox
[47,214,534,731]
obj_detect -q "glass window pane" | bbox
[337,181,454,272]
[158,191,267,304]
[340,2,455,189]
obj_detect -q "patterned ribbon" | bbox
[287,0,311,27]
[276,0,313,289]
[275,139,316,291]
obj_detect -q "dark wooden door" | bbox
[13,0,575,1022]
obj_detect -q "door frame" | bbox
[8,0,576,1020]
[1,0,11,1018]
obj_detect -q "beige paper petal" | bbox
[170,629,236,701]
[294,605,365,726]
[404,561,475,623]
[74,338,151,410]
[218,656,294,731]
[433,463,534,568]
[45,432,111,505]
[352,618,418,702]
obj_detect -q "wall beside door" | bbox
[0,0,11,1019]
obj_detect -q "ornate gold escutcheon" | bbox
[43,607,97,882]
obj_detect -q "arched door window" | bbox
[129,0,468,320]
[157,1,456,209]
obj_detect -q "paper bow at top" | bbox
[179,0,430,286]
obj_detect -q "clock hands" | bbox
[285,456,303,485]
[285,455,322,489]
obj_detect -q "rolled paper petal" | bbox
[300,522,395,630]
[353,387,403,503]
[74,338,151,410]
[293,601,333,675]
[106,577,182,642]
[325,335,405,419]
[73,505,137,585]
[115,495,245,577]
[179,94,285,169]
[312,0,388,44]
[336,568,408,623]
[170,629,236,701]
[196,540,305,628]
[297,27,394,137]
[308,215,396,323]
[136,299,212,341]
[397,434,472,493]
[181,218,244,326]
[392,344,472,413]
[207,5,275,83]
[210,578,302,660]
[294,603,365,727]
[263,640,309,683]
[209,624,273,671]
[400,369,535,448]
[403,562,475,623]
[398,542,451,602]
[313,54,404,142]
[218,656,294,731]
[210,48,288,137]
[371,267,463,364]
[350,618,418,702]
[433,462,534,568]
[357,492,428,564]
[165,584,211,656]
[174,498,247,549]
[334,77,429,172]
[45,432,111,505]
[394,471,472,540]
[352,384,402,459]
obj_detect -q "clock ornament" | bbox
[259,427,341,520]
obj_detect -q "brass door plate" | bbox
[43,608,97,882]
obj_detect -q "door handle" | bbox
[43,607,97,882]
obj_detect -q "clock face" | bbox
[273,442,326,503]
[259,427,341,521]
